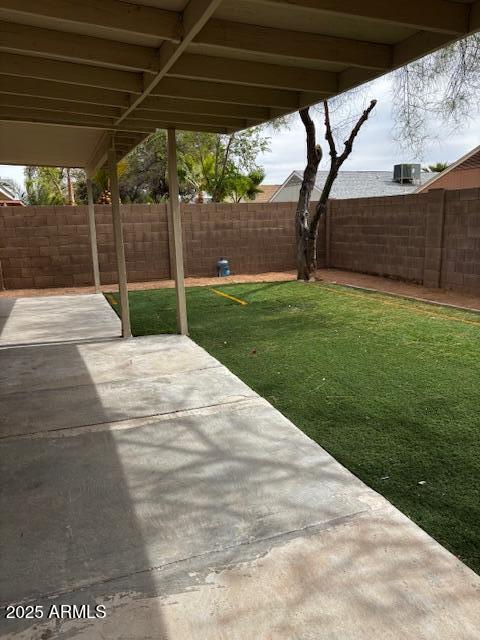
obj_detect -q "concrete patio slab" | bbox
[14,504,476,640]
[0,336,255,438]
[1,295,479,639]
[0,334,217,395]
[1,399,376,605]
[0,294,120,346]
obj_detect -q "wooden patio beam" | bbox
[0,21,161,72]
[393,31,454,67]
[254,0,469,35]
[0,77,131,107]
[195,19,393,70]
[151,77,303,109]
[169,53,338,93]
[139,96,274,121]
[120,120,234,134]
[87,132,149,176]
[123,110,251,129]
[337,27,467,98]
[0,93,122,119]
[471,2,480,32]
[3,72,302,115]
[0,107,115,128]
[0,0,180,42]
[116,0,224,125]
[86,133,113,178]
[0,107,234,134]
[0,53,143,93]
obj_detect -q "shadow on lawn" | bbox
[218,280,293,298]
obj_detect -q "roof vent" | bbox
[393,163,421,184]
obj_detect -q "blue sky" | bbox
[2,77,479,190]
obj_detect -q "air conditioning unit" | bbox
[393,163,421,184]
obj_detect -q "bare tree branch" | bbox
[338,99,377,165]
[392,33,480,154]
[299,108,321,168]
[323,100,337,162]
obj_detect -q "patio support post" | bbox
[108,146,131,338]
[167,128,188,335]
[86,177,101,293]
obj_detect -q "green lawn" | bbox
[109,281,480,574]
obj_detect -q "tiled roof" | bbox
[253,184,281,202]
[0,184,18,201]
[290,170,432,199]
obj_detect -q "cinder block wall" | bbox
[0,206,94,289]
[0,202,297,289]
[442,189,480,292]
[327,188,480,294]
[0,204,171,289]
[328,194,428,283]
[1,189,480,294]
[181,203,296,277]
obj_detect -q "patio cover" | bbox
[1,0,479,173]
[0,0,479,338]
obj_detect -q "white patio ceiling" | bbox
[0,0,479,173]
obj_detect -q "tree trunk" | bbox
[296,180,316,281]
[66,168,75,206]
[296,221,311,281]
[296,108,322,280]
[305,201,327,276]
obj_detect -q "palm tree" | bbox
[423,162,449,173]
[229,168,265,203]
[177,153,211,203]
[24,167,65,205]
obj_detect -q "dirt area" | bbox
[316,268,480,313]
[1,268,479,313]
[0,272,297,298]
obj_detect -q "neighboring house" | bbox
[416,145,480,193]
[266,166,431,202]
[250,184,281,203]
[0,184,23,206]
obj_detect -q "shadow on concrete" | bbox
[0,294,121,347]
[1,333,480,638]
[0,297,15,336]
[0,340,168,639]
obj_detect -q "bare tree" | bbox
[294,33,480,281]
[296,99,377,281]
[392,34,480,154]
